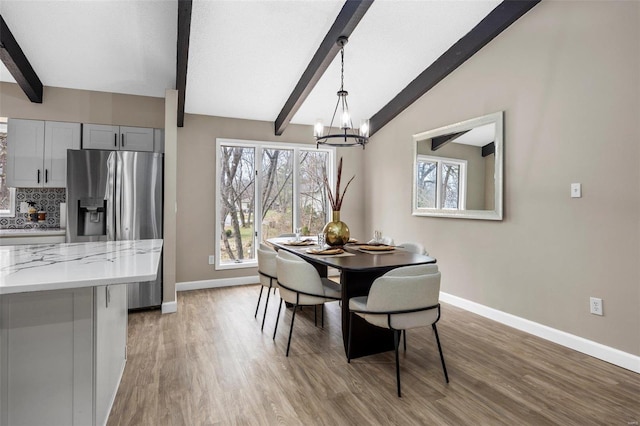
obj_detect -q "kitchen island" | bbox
[0,239,163,426]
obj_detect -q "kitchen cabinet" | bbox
[0,284,127,426]
[6,119,81,188]
[83,124,154,152]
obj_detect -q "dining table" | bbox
[267,237,436,359]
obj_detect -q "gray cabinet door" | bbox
[82,124,119,150]
[6,119,45,188]
[119,126,154,152]
[44,121,81,187]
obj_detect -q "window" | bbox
[416,155,467,210]
[216,139,333,269]
[0,118,16,218]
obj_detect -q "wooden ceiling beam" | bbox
[0,14,43,103]
[369,0,540,137]
[176,0,193,128]
[274,0,373,136]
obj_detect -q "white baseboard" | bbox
[176,275,259,292]
[161,300,177,314]
[440,292,640,374]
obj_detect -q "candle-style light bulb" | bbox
[314,120,324,137]
[341,111,351,130]
[359,119,370,138]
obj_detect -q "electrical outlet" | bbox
[208,255,215,265]
[590,297,603,316]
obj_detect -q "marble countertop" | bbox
[0,228,66,237]
[0,239,163,295]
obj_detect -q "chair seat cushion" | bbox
[349,296,368,311]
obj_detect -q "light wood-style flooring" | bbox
[108,285,640,425]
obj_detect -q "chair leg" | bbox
[403,330,407,352]
[273,299,283,340]
[394,329,402,397]
[347,312,353,363]
[286,305,298,357]
[254,286,264,318]
[260,284,271,331]
[432,324,449,383]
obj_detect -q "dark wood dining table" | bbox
[268,237,437,359]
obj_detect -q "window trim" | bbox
[416,154,467,211]
[0,187,16,217]
[215,138,334,270]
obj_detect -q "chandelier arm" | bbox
[328,95,342,132]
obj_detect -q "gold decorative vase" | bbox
[323,211,350,247]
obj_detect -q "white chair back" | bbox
[399,242,427,255]
[257,246,277,287]
[276,252,325,304]
[364,266,441,330]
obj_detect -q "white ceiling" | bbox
[0,0,501,128]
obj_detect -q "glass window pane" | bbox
[299,150,329,235]
[417,160,437,208]
[219,145,255,264]
[441,162,460,209]
[260,148,293,240]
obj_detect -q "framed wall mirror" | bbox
[412,111,503,220]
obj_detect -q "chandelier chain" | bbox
[340,47,344,92]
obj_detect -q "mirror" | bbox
[412,111,503,220]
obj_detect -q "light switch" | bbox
[571,183,582,198]
[19,202,29,213]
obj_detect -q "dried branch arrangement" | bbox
[323,157,355,211]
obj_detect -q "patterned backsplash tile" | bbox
[0,188,66,229]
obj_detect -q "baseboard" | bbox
[161,300,177,314]
[176,275,259,292]
[440,292,640,374]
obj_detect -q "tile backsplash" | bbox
[0,188,66,229]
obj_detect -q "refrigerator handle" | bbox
[115,152,123,241]
[106,152,117,241]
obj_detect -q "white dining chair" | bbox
[256,243,278,331]
[398,242,428,255]
[347,264,448,397]
[274,250,341,356]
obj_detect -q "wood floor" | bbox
[108,285,640,425]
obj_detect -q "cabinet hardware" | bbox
[114,133,117,147]
[106,286,111,308]
[37,169,40,183]
[45,169,48,183]
[121,134,125,147]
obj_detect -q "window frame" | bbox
[416,154,467,211]
[215,138,334,270]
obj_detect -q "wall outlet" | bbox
[19,202,29,213]
[208,255,215,265]
[590,297,603,316]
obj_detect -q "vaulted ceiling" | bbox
[0,0,537,135]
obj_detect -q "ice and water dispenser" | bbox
[77,198,107,237]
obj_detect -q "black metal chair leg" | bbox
[260,284,271,331]
[255,286,264,318]
[433,324,449,383]
[347,312,353,363]
[286,305,298,357]
[394,329,402,397]
[403,330,407,352]
[273,299,283,340]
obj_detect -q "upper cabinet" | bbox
[83,124,154,152]
[7,119,81,188]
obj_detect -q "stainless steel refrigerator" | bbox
[66,149,163,310]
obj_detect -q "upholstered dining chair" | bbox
[274,250,341,356]
[347,264,449,397]
[256,243,278,331]
[398,242,428,256]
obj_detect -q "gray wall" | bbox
[363,1,640,355]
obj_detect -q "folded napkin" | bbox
[285,239,315,246]
[359,245,395,251]
[306,248,344,255]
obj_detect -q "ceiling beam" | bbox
[431,130,470,151]
[369,0,540,137]
[176,0,193,128]
[482,142,495,157]
[274,0,373,136]
[0,14,43,103]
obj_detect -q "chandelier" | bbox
[314,36,369,149]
